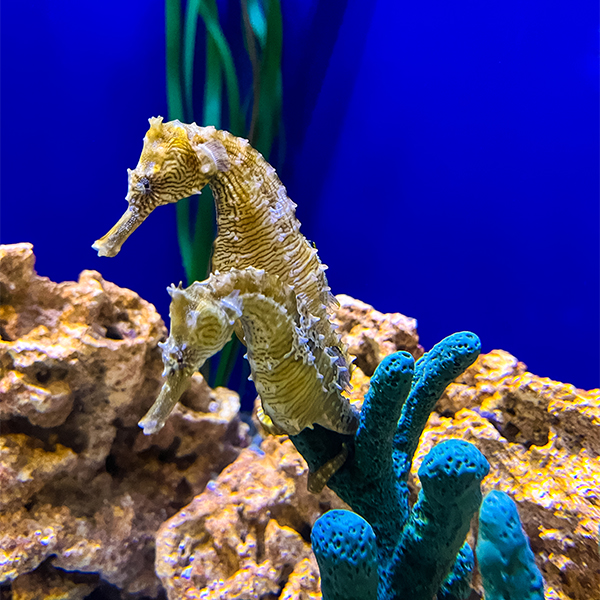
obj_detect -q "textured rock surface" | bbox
[155,435,344,599]
[333,294,422,375]
[413,349,600,600]
[0,244,249,595]
[331,294,423,405]
[10,561,97,600]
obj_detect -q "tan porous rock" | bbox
[0,434,77,510]
[10,561,97,600]
[333,295,423,377]
[413,349,600,600]
[332,294,423,403]
[155,436,345,599]
[0,243,249,595]
[0,242,168,475]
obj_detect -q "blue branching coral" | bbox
[437,543,476,600]
[311,509,379,600]
[477,490,545,600]
[292,331,490,600]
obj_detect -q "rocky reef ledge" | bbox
[0,243,598,600]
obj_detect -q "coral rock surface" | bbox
[333,294,423,374]
[0,243,249,595]
[332,294,423,405]
[155,436,344,599]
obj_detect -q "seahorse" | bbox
[92,116,354,433]
[92,116,344,363]
[140,267,359,491]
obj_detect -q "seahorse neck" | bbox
[207,130,299,268]
[203,129,339,352]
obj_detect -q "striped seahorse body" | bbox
[139,267,359,441]
[94,117,355,441]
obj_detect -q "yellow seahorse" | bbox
[93,117,356,442]
[139,268,358,451]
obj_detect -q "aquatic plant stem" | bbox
[165,0,284,388]
[198,0,244,135]
[165,0,196,282]
[183,0,201,119]
[165,0,184,121]
[242,0,261,142]
[255,0,282,156]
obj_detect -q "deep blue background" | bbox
[2,0,598,389]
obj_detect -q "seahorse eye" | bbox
[137,177,152,195]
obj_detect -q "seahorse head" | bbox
[138,280,240,435]
[93,116,229,257]
[125,117,217,212]
[163,281,239,375]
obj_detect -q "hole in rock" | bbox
[353,354,376,377]
[502,421,521,442]
[3,414,86,454]
[276,563,295,592]
[174,453,198,471]
[26,361,68,386]
[35,367,51,384]
[158,438,182,463]
[171,477,193,511]
[0,584,10,600]
[0,323,12,341]
[83,581,121,600]
[105,453,119,477]
[103,324,124,340]
[298,521,312,544]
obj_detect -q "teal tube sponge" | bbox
[437,542,475,600]
[477,490,545,600]
[311,509,378,600]
[392,439,488,597]
[292,332,490,599]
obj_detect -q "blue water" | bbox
[2,0,598,390]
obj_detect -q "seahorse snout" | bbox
[92,208,146,257]
[138,365,192,435]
